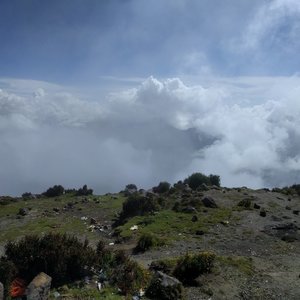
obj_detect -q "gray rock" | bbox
[147,271,184,300]
[0,282,3,300]
[183,206,197,213]
[260,209,267,217]
[26,272,52,300]
[202,196,218,208]
[191,215,198,222]
[18,207,29,216]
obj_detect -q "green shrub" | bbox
[135,233,165,252]
[43,185,65,197]
[76,184,93,196]
[110,259,149,296]
[184,173,220,190]
[153,182,171,194]
[115,194,160,226]
[1,233,97,288]
[173,251,215,284]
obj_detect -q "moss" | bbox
[217,256,254,275]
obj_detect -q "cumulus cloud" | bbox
[1,76,300,195]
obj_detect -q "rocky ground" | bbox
[0,185,299,299]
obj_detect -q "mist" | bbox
[1,76,300,195]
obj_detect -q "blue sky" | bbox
[2,0,300,195]
[1,0,300,84]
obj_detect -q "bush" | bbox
[43,185,65,197]
[115,194,160,226]
[184,173,220,190]
[135,233,165,252]
[110,259,149,296]
[173,252,215,284]
[76,184,93,196]
[153,182,171,194]
[0,233,97,289]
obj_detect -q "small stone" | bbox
[260,209,267,217]
[53,207,60,212]
[286,206,292,210]
[90,218,97,225]
[202,196,218,208]
[191,215,198,222]
[196,230,205,235]
[293,210,299,215]
[254,203,261,209]
[18,208,29,216]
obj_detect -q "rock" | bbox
[202,196,218,208]
[90,217,97,225]
[0,282,3,300]
[260,209,267,217]
[18,208,29,216]
[262,223,299,242]
[281,233,298,242]
[183,206,197,213]
[197,183,209,191]
[254,203,261,209]
[196,230,205,235]
[146,271,184,300]
[286,206,292,210]
[52,207,60,212]
[238,198,251,208]
[191,215,198,222]
[293,210,299,215]
[26,272,52,300]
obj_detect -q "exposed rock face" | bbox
[146,271,184,300]
[26,272,52,300]
[202,196,218,208]
[0,282,3,300]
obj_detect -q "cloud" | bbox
[1,76,300,195]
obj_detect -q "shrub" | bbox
[1,233,97,288]
[184,173,220,190]
[110,259,149,296]
[115,194,160,226]
[135,233,165,252]
[43,185,65,197]
[153,182,171,194]
[76,184,93,196]
[173,252,215,284]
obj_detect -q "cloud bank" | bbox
[1,76,300,195]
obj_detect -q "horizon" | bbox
[1,0,300,195]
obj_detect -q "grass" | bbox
[115,207,232,241]
[217,256,254,275]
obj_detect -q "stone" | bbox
[52,207,60,212]
[0,282,3,300]
[18,208,29,216]
[293,210,299,215]
[286,206,292,210]
[191,215,198,222]
[196,230,205,235]
[202,196,218,208]
[183,206,197,213]
[146,271,184,300]
[254,203,261,209]
[90,217,97,225]
[260,209,267,217]
[26,272,52,300]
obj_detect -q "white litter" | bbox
[130,225,138,231]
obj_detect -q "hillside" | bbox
[0,182,299,299]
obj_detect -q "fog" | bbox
[1,76,300,195]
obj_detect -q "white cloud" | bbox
[1,75,300,195]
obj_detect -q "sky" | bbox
[1,0,300,195]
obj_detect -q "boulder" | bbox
[26,272,52,300]
[146,271,184,300]
[254,203,261,209]
[260,209,267,217]
[202,196,218,208]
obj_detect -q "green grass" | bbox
[217,256,254,275]
[115,207,232,241]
